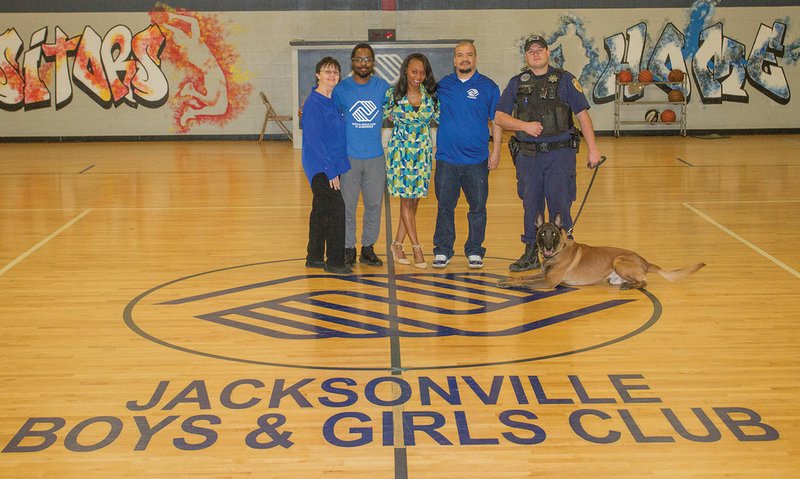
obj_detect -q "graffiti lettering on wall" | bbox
[0,25,167,111]
[524,0,794,105]
[0,4,251,132]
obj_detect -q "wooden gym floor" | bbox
[0,134,798,477]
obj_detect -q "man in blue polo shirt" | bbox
[432,41,503,269]
[333,43,390,268]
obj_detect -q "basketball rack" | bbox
[613,77,687,137]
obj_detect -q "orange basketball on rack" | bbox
[638,69,654,83]
[617,69,633,83]
[668,69,685,83]
[668,89,685,102]
[661,109,676,124]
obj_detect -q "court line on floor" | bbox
[0,209,92,278]
[683,202,799,279]
[381,189,409,479]
[1,199,799,213]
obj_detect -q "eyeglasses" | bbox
[352,57,374,64]
[319,69,340,75]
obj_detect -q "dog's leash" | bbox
[568,156,606,237]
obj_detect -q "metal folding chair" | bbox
[259,91,293,142]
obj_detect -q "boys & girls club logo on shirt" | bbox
[349,100,380,125]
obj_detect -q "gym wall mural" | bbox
[1,4,251,134]
[0,0,796,137]
[531,1,794,105]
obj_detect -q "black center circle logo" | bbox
[124,258,661,371]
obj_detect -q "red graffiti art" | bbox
[0,25,167,112]
[150,4,252,133]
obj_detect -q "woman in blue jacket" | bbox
[301,57,352,274]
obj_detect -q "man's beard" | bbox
[353,68,372,79]
[458,66,473,74]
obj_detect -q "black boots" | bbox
[359,245,383,266]
[344,247,357,266]
[346,245,383,267]
[509,243,541,272]
[324,264,353,275]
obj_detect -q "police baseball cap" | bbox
[524,36,548,51]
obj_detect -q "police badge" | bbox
[521,73,531,82]
[548,74,559,83]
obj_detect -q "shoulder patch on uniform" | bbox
[572,78,584,93]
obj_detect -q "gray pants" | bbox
[340,154,385,249]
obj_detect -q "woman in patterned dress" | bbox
[384,53,439,268]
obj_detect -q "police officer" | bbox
[495,36,601,271]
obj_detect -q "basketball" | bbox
[617,69,633,83]
[668,89,685,102]
[661,109,676,124]
[638,69,654,83]
[645,109,659,124]
[668,69,685,83]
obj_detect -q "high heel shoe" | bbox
[411,244,427,269]
[391,240,410,265]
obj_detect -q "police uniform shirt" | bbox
[435,71,501,165]
[496,66,590,144]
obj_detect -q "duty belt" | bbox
[518,139,573,154]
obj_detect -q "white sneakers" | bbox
[432,254,483,269]
[432,255,450,269]
[467,255,484,269]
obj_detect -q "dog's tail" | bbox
[650,263,706,282]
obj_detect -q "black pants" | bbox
[307,173,346,267]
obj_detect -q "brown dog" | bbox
[497,213,705,290]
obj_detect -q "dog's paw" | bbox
[496,279,516,289]
[498,278,529,290]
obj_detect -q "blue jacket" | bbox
[301,88,350,184]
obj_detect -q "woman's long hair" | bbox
[392,53,437,105]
